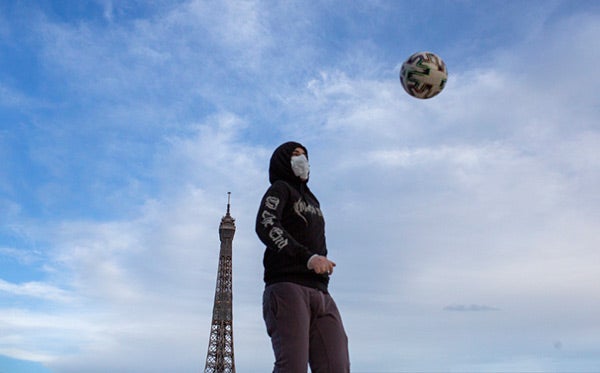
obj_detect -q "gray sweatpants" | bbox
[263,282,350,373]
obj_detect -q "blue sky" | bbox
[1,0,599,372]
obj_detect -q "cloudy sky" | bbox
[1,1,600,372]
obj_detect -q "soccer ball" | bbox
[400,51,448,99]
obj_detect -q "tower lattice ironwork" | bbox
[204,192,236,373]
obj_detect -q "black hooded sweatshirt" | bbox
[255,141,329,292]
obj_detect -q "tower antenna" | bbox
[226,192,231,216]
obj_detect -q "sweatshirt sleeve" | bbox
[255,182,313,265]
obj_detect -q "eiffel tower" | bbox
[204,192,236,373]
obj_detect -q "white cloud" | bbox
[444,304,500,312]
[0,279,72,303]
[5,116,267,371]
[98,0,114,22]
[0,247,40,265]
[0,83,28,108]
[183,0,271,66]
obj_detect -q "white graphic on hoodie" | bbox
[265,196,279,210]
[293,199,322,225]
[269,227,288,250]
[260,210,276,228]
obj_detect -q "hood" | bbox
[269,141,308,185]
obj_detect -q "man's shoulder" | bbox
[266,180,302,203]
[270,179,298,194]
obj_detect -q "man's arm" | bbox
[255,182,313,265]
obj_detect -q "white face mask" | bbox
[290,154,310,180]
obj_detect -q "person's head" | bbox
[269,141,309,184]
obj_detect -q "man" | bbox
[256,141,350,372]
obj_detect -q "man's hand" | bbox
[307,255,336,275]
